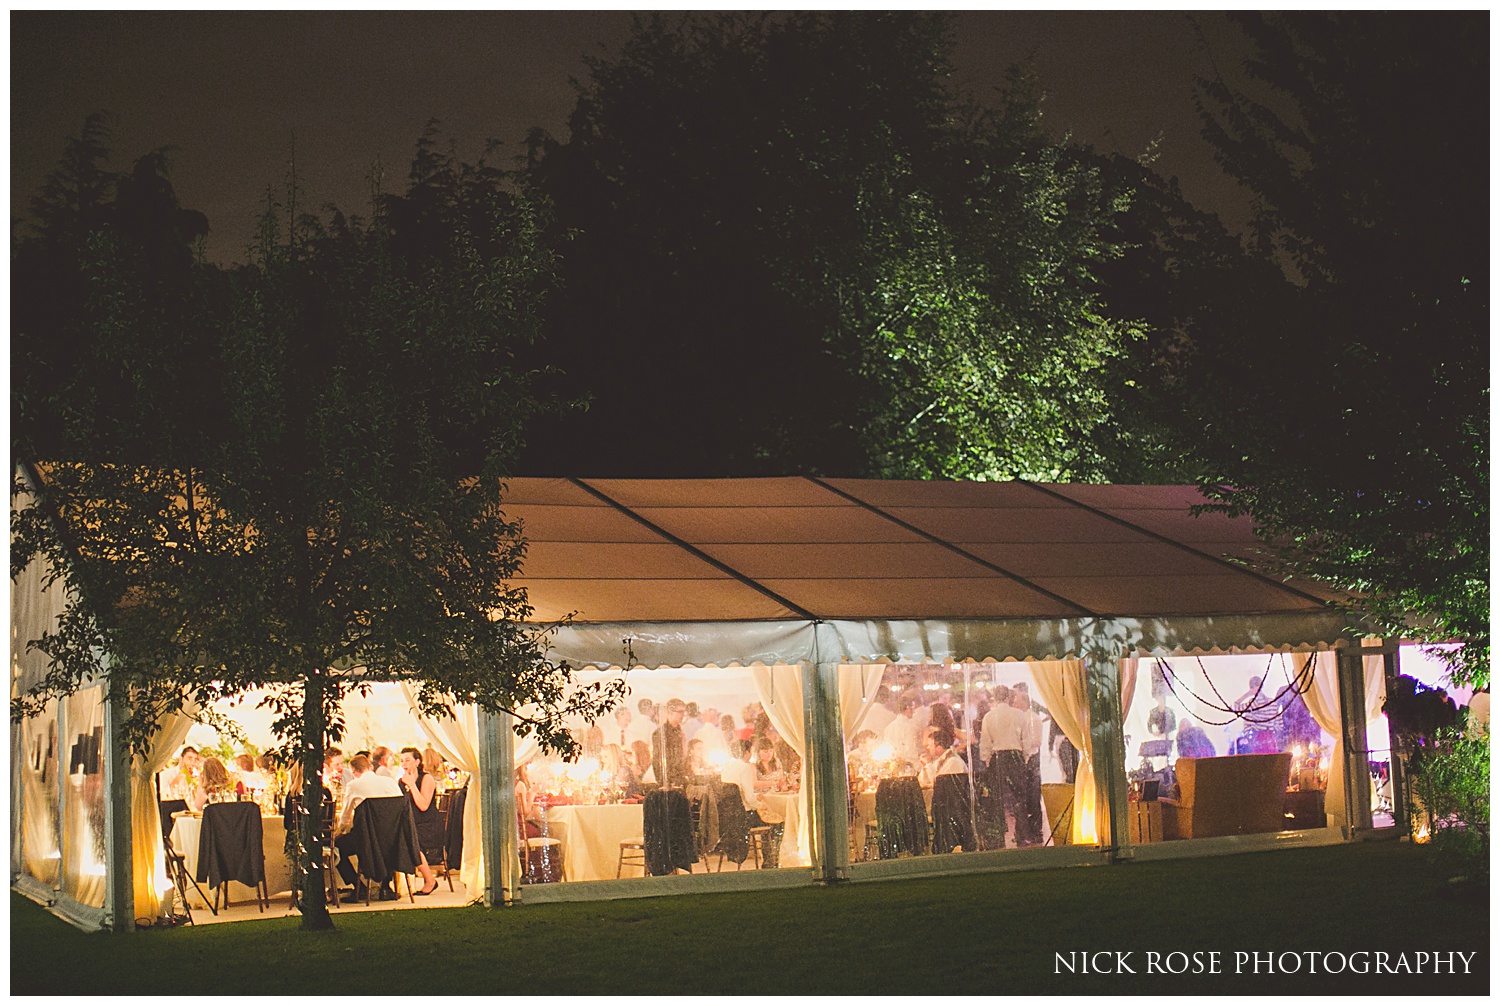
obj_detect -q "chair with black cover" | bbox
[430,792,456,891]
[708,781,751,871]
[643,789,697,876]
[443,785,467,876]
[875,775,928,859]
[195,801,268,912]
[930,773,977,854]
[347,795,421,904]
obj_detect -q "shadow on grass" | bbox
[11,841,1488,994]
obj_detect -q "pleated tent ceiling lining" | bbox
[503,477,1340,624]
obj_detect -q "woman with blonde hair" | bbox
[192,756,235,810]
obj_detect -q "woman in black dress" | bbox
[399,747,442,895]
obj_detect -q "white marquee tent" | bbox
[11,476,1389,930]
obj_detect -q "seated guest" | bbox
[630,740,654,785]
[686,738,712,781]
[754,739,782,788]
[235,753,268,791]
[323,746,348,790]
[192,756,236,810]
[601,743,643,799]
[334,754,404,900]
[398,747,442,896]
[918,726,967,788]
[281,760,333,903]
[160,746,201,803]
[515,764,543,838]
[370,746,397,779]
[721,740,782,868]
[422,745,445,779]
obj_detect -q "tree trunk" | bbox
[299,667,334,930]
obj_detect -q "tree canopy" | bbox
[520,12,1142,481]
[12,124,621,926]
[1106,13,1488,685]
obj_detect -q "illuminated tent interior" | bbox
[12,477,1396,930]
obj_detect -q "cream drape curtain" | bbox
[131,706,195,923]
[837,664,886,737]
[399,686,544,898]
[1029,660,1096,845]
[401,688,483,896]
[60,686,107,908]
[19,700,61,887]
[1302,652,1386,829]
[750,664,809,864]
[1120,659,1139,720]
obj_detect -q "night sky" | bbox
[13,12,1257,265]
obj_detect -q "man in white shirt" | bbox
[718,740,782,867]
[693,713,728,755]
[333,754,403,899]
[1012,683,1044,845]
[159,746,201,803]
[612,707,634,749]
[859,686,897,740]
[625,700,657,749]
[882,695,922,767]
[370,746,397,779]
[980,685,1027,847]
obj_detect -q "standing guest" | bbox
[719,714,738,749]
[694,711,729,754]
[626,701,657,748]
[860,686,897,739]
[652,698,690,790]
[399,747,442,895]
[1176,718,1217,759]
[613,707,634,749]
[582,722,605,760]
[1146,695,1177,739]
[980,685,1026,846]
[1012,683,1044,846]
[737,705,758,743]
[334,754,404,900]
[929,702,969,750]
[683,702,704,740]
[882,694,922,767]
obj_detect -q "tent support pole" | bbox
[802,661,849,883]
[477,708,514,906]
[1381,645,1409,836]
[102,673,134,932]
[1336,646,1373,836]
[1084,654,1129,860]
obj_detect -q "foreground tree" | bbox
[521,12,1139,480]
[12,127,620,928]
[1089,15,1487,686]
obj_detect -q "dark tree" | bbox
[520,13,1140,480]
[12,124,621,929]
[1113,14,1487,685]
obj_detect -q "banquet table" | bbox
[170,810,291,908]
[545,803,644,883]
[758,791,804,866]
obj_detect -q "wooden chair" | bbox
[616,838,646,877]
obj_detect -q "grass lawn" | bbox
[11,840,1487,994]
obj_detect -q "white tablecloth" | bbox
[759,792,804,866]
[545,803,644,883]
[170,811,291,906]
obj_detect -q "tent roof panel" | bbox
[635,505,924,545]
[756,578,1081,620]
[823,478,1068,508]
[580,477,843,508]
[1031,575,1325,616]
[886,505,1150,544]
[697,542,994,579]
[514,577,798,623]
[518,542,736,580]
[959,541,1229,578]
